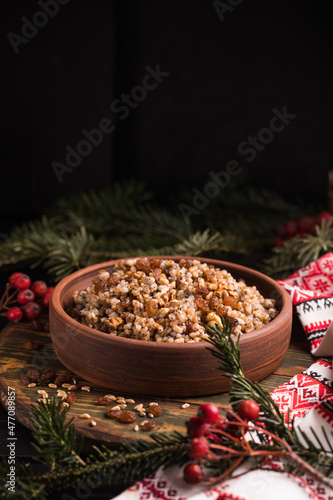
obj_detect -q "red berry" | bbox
[298,216,316,234]
[187,437,210,460]
[285,220,298,238]
[237,399,260,421]
[197,403,219,423]
[11,273,31,290]
[183,463,204,484]
[17,289,35,305]
[273,237,284,247]
[317,211,332,226]
[7,307,23,322]
[186,416,210,438]
[9,272,23,287]
[31,280,48,298]
[40,291,52,309]
[23,302,42,320]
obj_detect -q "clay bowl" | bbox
[49,256,292,397]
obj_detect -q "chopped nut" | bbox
[79,413,91,419]
[68,385,77,391]
[72,378,77,385]
[119,404,127,409]
[28,383,36,388]
[62,383,71,388]
[139,411,146,417]
[133,424,139,431]
[134,404,144,411]
[148,402,158,406]
[125,399,135,404]
[148,413,154,418]
[62,402,69,408]
[81,386,91,392]
[48,383,57,389]
[104,394,117,401]
[37,389,47,396]
[182,403,190,409]
[57,390,67,399]
[89,419,97,427]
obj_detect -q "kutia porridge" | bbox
[70,258,278,343]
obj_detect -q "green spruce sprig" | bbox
[205,319,293,441]
[0,398,190,499]
[263,218,333,278]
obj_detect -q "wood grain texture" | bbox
[49,256,293,397]
[0,319,313,446]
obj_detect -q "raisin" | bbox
[97,396,114,406]
[185,320,192,334]
[151,259,162,269]
[39,369,57,385]
[195,286,209,296]
[108,273,119,286]
[148,405,162,417]
[209,297,219,309]
[153,268,162,280]
[141,421,156,431]
[146,299,159,317]
[106,407,121,419]
[179,259,191,268]
[27,369,40,384]
[94,281,107,293]
[136,258,152,274]
[124,275,134,283]
[67,392,77,405]
[20,373,30,385]
[224,296,238,309]
[54,374,71,386]
[118,411,137,423]
[119,297,132,309]
[22,340,39,351]
[194,297,209,314]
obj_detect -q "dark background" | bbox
[2,0,333,224]
[1,3,332,496]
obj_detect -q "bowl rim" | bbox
[50,255,291,350]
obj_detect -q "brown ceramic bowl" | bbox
[49,256,292,397]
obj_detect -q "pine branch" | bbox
[205,319,293,441]
[0,398,189,499]
[263,218,333,277]
[173,229,226,256]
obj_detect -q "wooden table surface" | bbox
[0,313,314,499]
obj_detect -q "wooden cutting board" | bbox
[0,321,313,445]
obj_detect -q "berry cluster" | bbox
[183,400,260,484]
[273,211,332,247]
[0,272,53,324]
